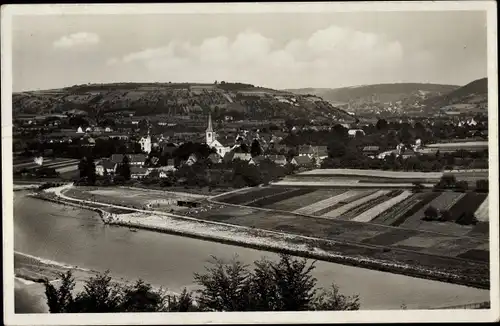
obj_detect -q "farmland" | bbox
[63,186,206,213]
[57,183,491,288]
[210,184,490,265]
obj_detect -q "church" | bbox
[206,113,232,157]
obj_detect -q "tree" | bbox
[412,182,424,193]
[44,271,75,313]
[193,255,251,312]
[456,211,478,226]
[312,284,360,311]
[119,280,168,312]
[78,158,88,179]
[45,255,360,313]
[439,210,452,222]
[376,119,388,130]
[194,254,359,312]
[250,139,262,157]
[269,254,317,311]
[119,155,131,181]
[239,143,249,153]
[423,206,439,221]
[455,181,469,192]
[476,179,488,192]
[434,174,457,190]
[73,271,122,313]
[327,140,347,159]
[86,158,96,185]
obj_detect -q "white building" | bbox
[206,113,232,157]
[139,132,152,154]
[76,126,84,134]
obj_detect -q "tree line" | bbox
[44,254,360,313]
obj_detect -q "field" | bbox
[210,184,489,263]
[63,186,205,213]
[59,183,491,288]
[13,157,79,171]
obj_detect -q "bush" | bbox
[44,270,193,313]
[455,211,478,226]
[434,174,457,190]
[439,210,452,222]
[475,179,489,193]
[45,254,362,313]
[423,206,439,221]
[455,181,469,192]
[412,182,424,193]
[193,254,359,312]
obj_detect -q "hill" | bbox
[286,83,460,115]
[422,78,488,114]
[12,82,355,122]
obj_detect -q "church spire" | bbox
[206,112,213,132]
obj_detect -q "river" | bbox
[13,192,489,310]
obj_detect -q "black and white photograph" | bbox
[2,2,498,324]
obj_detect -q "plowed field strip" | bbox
[401,192,465,228]
[293,190,363,215]
[338,190,402,221]
[351,191,414,223]
[249,188,316,207]
[264,189,347,211]
[391,192,441,227]
[312,190,377,216]
[322,190,391,219]
[221,187,291,205]
[371,194,420,225]
[474,196,489,222]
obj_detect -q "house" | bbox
[111,154,125,165]
[348,129,365,137]
[233,152,252,162]
[312,146,328,161]
[298,145,314,157]
[291,155,314,167]
[207,153,222,164]
[107,133,129,140]
[110,154,147,166]
[158,162,176,178]
[130,166,149,179]
[249,155,266,165]
[399,149,417,159]
[268,154,287,166]
[362,146,380,157]
[377,150,396,160]
[95,159,117,176]
[129,154,147,166]
[139,134,152,154]
[185,153,198,166]
[205,113,232,157]
[82,137,95,147]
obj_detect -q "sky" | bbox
[11,10,488,92]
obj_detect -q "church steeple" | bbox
[206,113,214,144]
[206,113,213,132]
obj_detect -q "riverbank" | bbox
[30,185,490,290]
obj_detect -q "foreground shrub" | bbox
[45,254,360,312]
[193,254,359,311]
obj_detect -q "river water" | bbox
[13,192,489,310]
